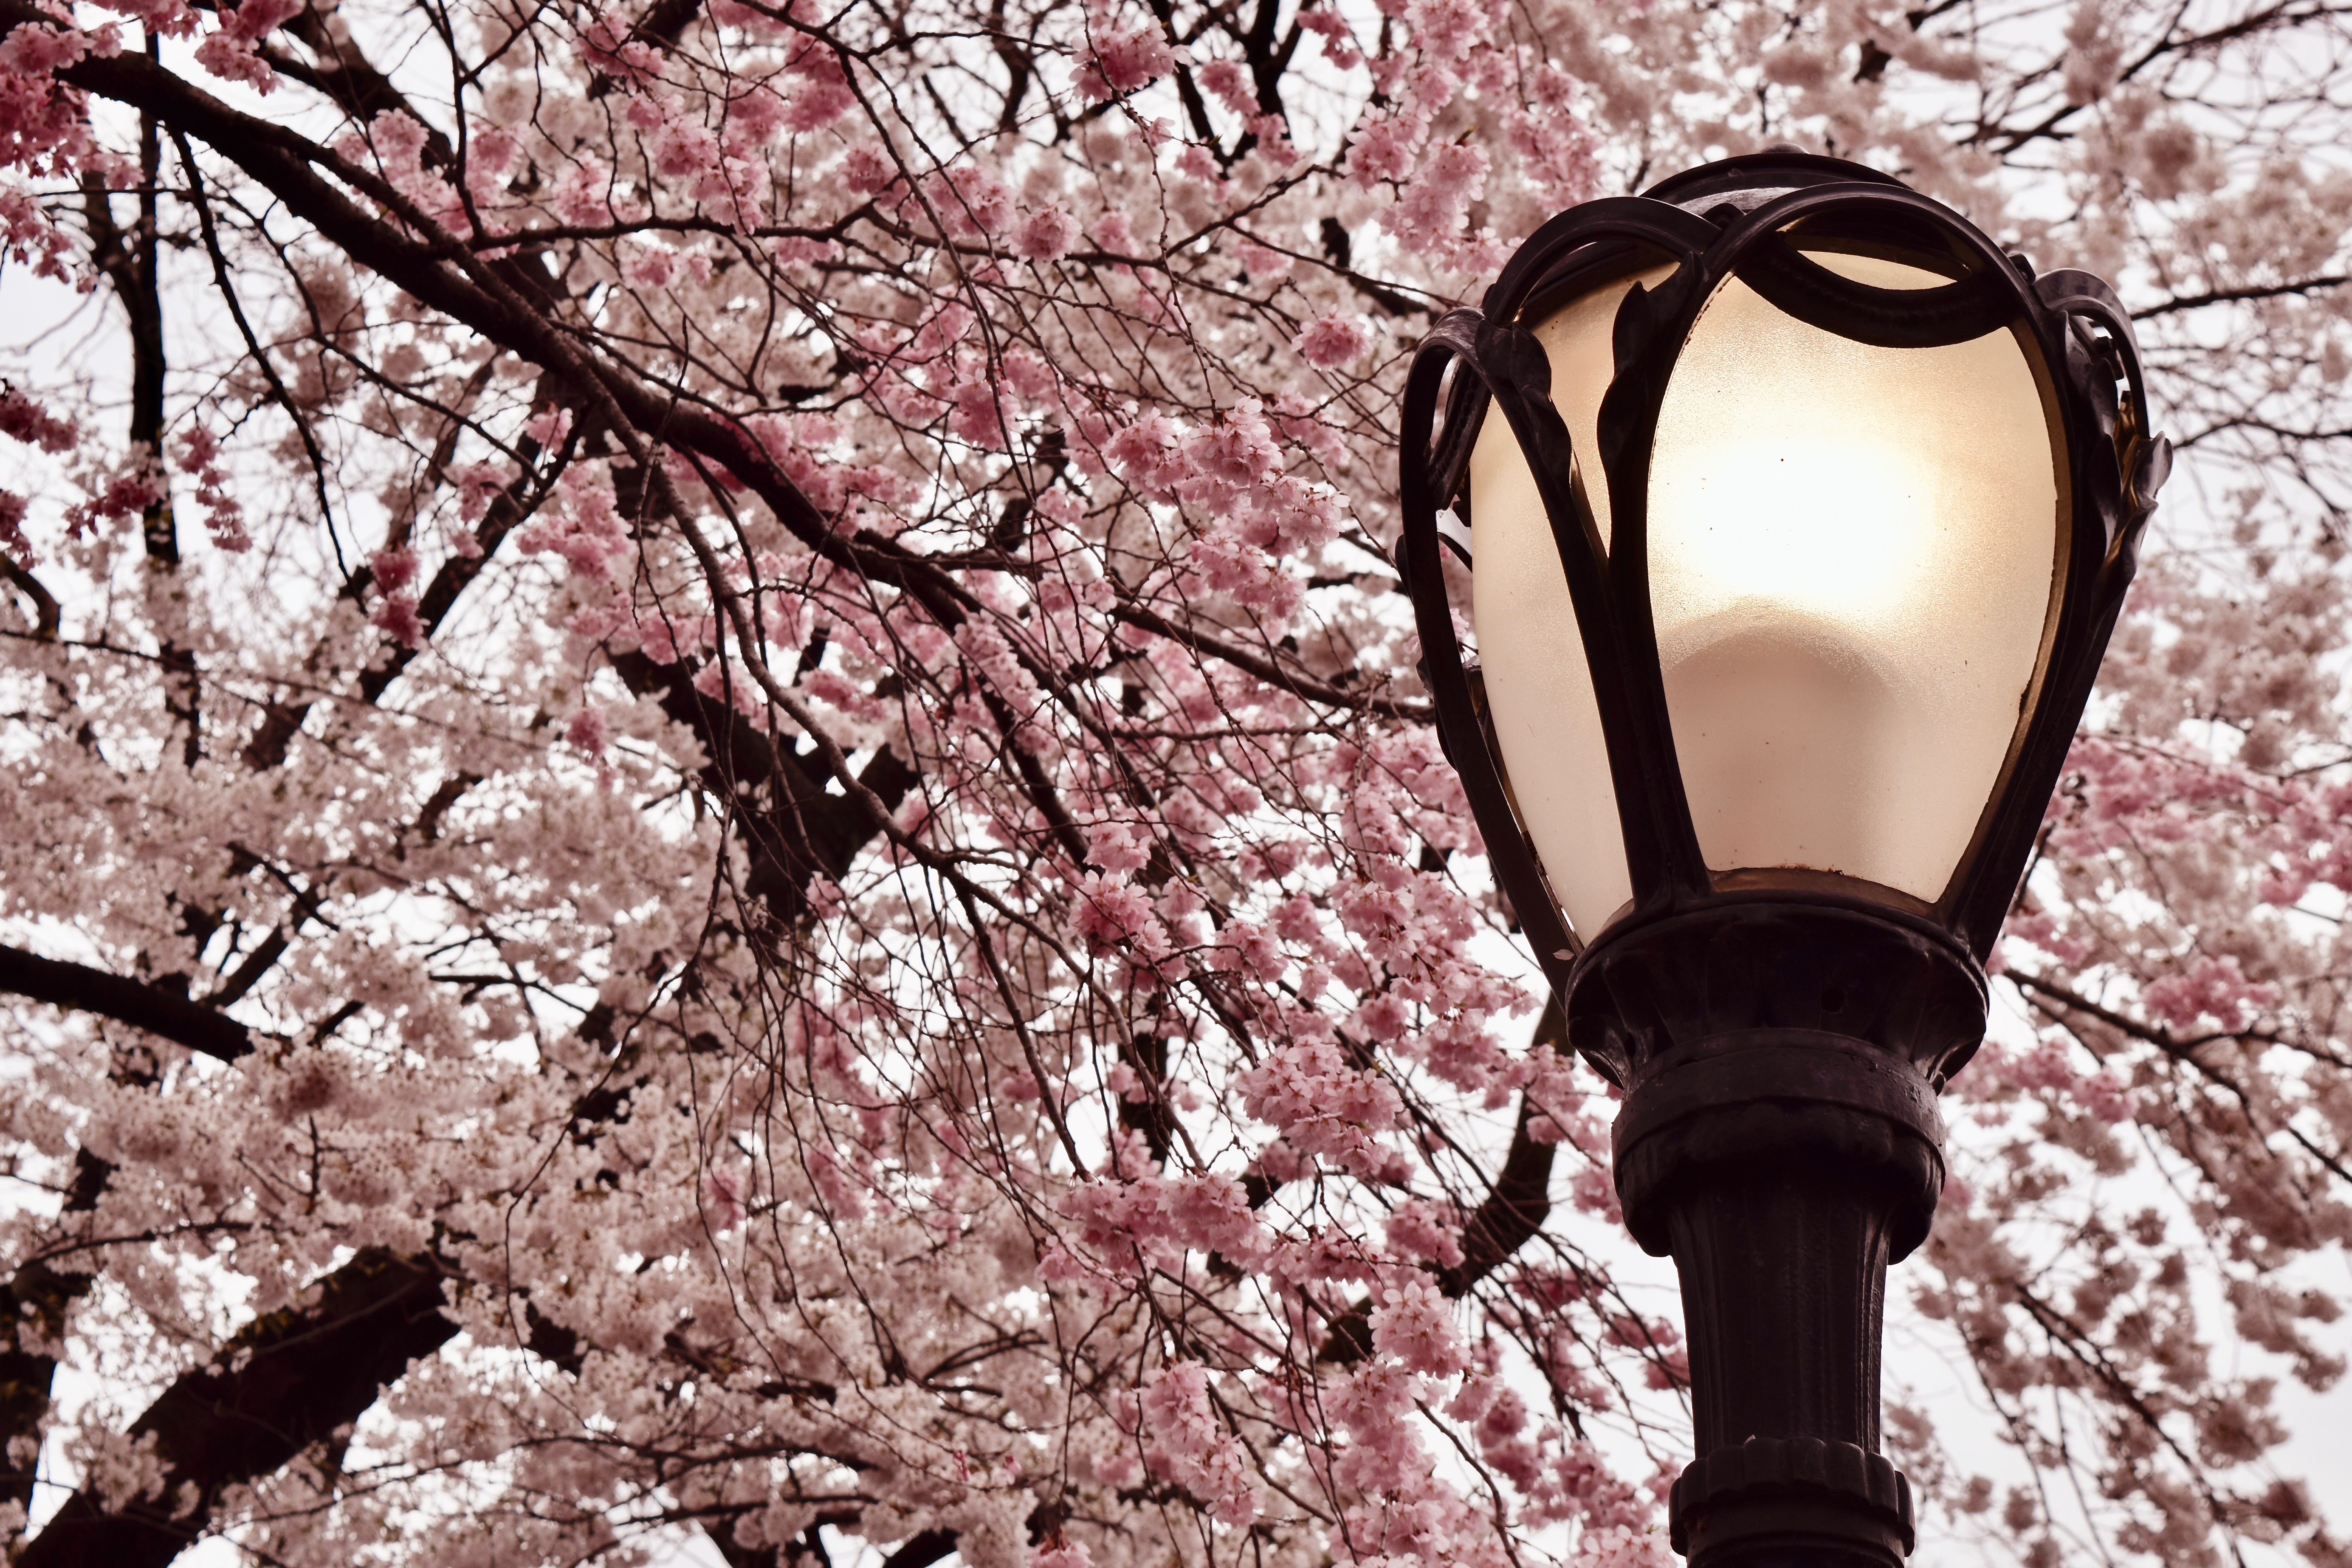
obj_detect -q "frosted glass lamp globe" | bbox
[1466,250,2062,942]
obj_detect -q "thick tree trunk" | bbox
[19,1251,456,1568]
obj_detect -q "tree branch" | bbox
[1325,1001,1568,1363]
[0,945,259,1062]
[19,1249,456,1568]
[2131,274,2352,320]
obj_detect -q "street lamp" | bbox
[1398,150,2169,1568]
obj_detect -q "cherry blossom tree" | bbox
[0,0,2347,1563]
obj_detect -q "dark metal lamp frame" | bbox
[1397,152,2169,1568]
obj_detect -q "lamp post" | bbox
[1398,150,2170,1568]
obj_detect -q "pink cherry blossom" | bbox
[0,2,2342,1567]
[1014,203,1082,260]
[1294,310,1376,368]
[1077,20,1181,100]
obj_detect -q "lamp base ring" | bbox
[1574,894,1980,1259]
[1670,1436,1916,1566]
[1565,893,1988,1092]
[1613,1035,1948,1260]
